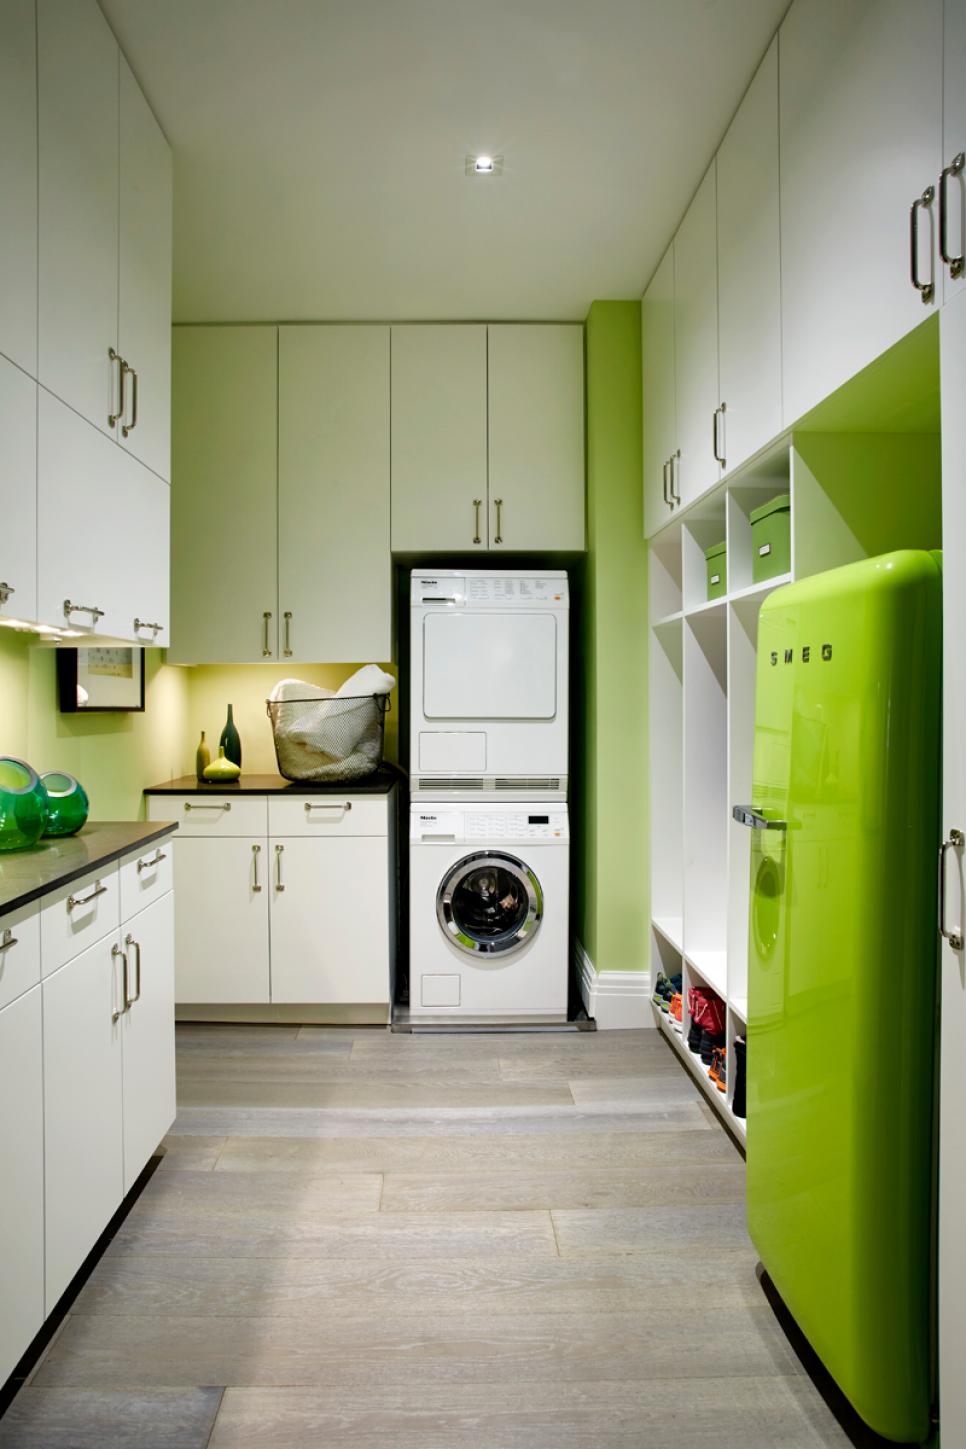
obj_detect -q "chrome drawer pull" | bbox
[111,943,128,1023]
[910,184,936,303]
[108,347,124,428]
[64,599,105,624]
[940,153,965,279]
[124,932,142,1006]
[121,361,138,437]
[133,618,163,637]
[67,880,107,910]
[252,843,262,892]
[0,582,14,606]
[184,802,232,812]
[136,849,167,873]
[940,829,964,951]
[0,928,17,953]
[275,842,285,891]
[732,805,787,831]
[304,801,352,813]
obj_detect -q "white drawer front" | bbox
[40,864,121,978]
[120,838,175,922]
[148,795,268,838]
[0,903,41,1012]
[268,795,388,838]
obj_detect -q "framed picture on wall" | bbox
[57,647,146,713]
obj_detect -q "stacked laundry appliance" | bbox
[408,570,570,1021]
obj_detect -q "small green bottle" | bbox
[196,730,210,782]
[220,705,242,769]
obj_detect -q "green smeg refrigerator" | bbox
[737,550,942,1445]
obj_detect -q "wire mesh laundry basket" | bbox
[266,693,391,783]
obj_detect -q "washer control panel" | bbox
[412,808,569,843]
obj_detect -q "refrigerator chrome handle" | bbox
[732,804,787,831]
[940,829,964,951]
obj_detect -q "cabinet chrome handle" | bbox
[733,804,787,831]
[134,617,163,638]
[136,849,166,873]
[121,360,139,436]
[493,497,503,545]
[184,801,231,812]
[670,451,681,505]
[283,611,293,657]
[304,800,352,815]
[713,403,727,467]
[662,460,670,507]
[910,185,936,303]
[274,842,285,891]
[0,581,14,606]
[124,932,142,1006]
[941,829,964,951]
[111,943,128,1022]
[0,928,18,954]
[64,599,105,624]
[67,880,107,910]
[108,347,125,428]
[262,610,272,657]
[252,842,262,892]
[940,152,965,279]
[472,498,482,546]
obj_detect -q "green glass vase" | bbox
[220,704,242,769]
[41,771,89,837]
[0,758,50,851]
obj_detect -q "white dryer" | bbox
[410,569,569,801]
[409,803,569,1021]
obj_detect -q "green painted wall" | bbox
[574,301,649,972]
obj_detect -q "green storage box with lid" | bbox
[705,540,727,600]
[751,494,790,582]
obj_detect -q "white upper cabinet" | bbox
[642,246,677,536]
[390,325,488,552]
[673,164,721,508]
[487,325,585,551]
[0,0,38,375]
[169,326,278,664]
[779,0,943,424]
[38,0,119,438]
[0,357,37,622]
[278,326,391,663]
[118,57,172,481]
[716,37,782,476]
[942,0,966,305]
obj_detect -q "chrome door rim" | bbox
[436,850,543,957]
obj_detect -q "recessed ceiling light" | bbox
[466,153,503,176]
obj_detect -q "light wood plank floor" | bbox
[0,1025,854,1448]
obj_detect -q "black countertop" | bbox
[0,820,178,920]
[144,767,402,797]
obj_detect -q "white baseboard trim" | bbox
[574,940,653,1030]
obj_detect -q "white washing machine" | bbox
[409,802,570,1021]
[410,569,569,801]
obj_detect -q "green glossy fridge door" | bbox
[745,551,941,1445]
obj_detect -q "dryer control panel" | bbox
[411,570,569,607]
[412,806,569,844]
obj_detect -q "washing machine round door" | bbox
[437,851,543,957]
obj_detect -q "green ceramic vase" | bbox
[0,758,50,851]
[220,704,242,768]
[41,771,89,837]
[203,746,241,782]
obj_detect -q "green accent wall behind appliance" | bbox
[573,301,648,973]
[746,551,941,1444]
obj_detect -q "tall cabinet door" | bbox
[390,325,487,552]
[0,0,38,375]
[169,326,278,664]
[673,164,720,508]
[942,0,966,306]
[779,0,942,425]
[38,0,119,437]
[121,892,175,1192]
[269,836,389,1005]
[171,837,270,1003]
[118,57,173,483]
[487,325,585,552]
[642,246,676,537]
[939,287,966,1449]
[0,986,44,1384]
[716,36,782,476]
[43,935,124,1309]
[279,326,391,662]
[0,358,37,622]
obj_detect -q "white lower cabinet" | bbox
[0,984,44,1384]
[269,835,389,1004]
[121,892,175,1193]
[43,930,124,1309]
[171,836,270,1004]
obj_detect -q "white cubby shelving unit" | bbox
[648,420,942,1144]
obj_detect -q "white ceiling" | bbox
[99,0,789,323]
